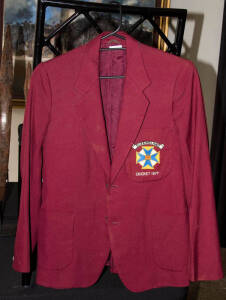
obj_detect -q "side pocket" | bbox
[37,209,75,270]
[151,213,189,272]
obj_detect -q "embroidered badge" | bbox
[136,146,161,170]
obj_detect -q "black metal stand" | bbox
[19,0,187,288]
[33,0,187,68]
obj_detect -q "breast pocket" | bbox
[126,128,173,182]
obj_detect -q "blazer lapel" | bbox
[111,76,151,184]
[72,30,152,183]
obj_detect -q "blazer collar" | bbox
[72,30,153,183]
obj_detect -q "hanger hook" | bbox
[101,1,125,40]
[112,1,122,32]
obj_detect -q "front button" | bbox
[111,184,118,188]
[111,221,120,225]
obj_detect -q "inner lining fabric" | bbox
[99,37,127,163]
[99,36,127,273]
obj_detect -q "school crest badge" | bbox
[127,131,171,180]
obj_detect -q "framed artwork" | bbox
[2,0,170,105]
[156,0,171,51]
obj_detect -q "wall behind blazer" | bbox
[8,0,225,182]
[169,0,224,144]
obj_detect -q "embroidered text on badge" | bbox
[132,141,164,150]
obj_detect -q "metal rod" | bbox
[127,16,146,34]
[45,11,82,43]
[148,16,177,53]
[174,16,187,56]
[100,75,125,79]
[101,1,124,40]
[45,40,61,56]
[100,47,126,51]
[33,0,46,69]
[83,11,103,34]
[40,0,187,18]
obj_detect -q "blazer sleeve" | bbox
[12,62,52,273]
[172,60,224,281]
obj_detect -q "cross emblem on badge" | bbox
[136,146,160,170]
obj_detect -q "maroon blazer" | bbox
[12,30,224,292]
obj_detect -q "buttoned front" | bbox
[12,30,223,292]
[110,184,118,189]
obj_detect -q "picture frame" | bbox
[156,0,171,51]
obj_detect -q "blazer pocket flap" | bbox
[37,209,75,270]
[151,213,189,272]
